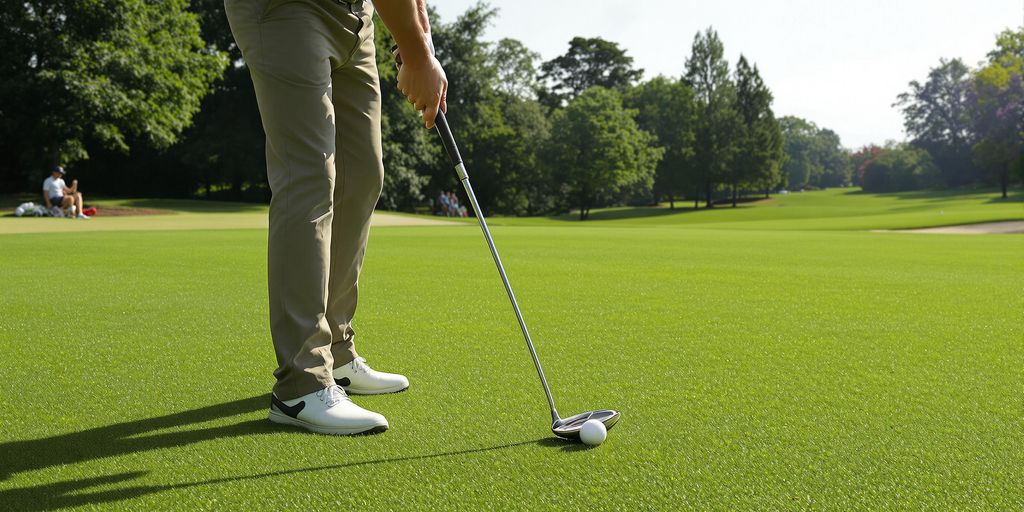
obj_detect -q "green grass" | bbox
[0,189,1022,509]
[482,187,1024,230]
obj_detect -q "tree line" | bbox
[1,2,1018,216]
[878,29,1023,198]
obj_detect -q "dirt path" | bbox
[880,220,1024,235]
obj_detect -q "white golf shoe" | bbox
[269,384,388,435]
[333,357,409,395]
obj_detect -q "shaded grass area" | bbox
[0,213,1022,508]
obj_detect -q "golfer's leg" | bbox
[326,23,384,365]
[226,0,339,400]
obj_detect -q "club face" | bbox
[551,410,620,440]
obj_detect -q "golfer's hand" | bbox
[396,54,447,129]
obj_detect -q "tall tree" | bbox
[684,27,740,207]
[734,56,784,205]
[373,18,435,210]
[895,58,976,186]
[989,26,1024,61]
[491,38,541,100]
[779,116,848,189]
[967,52,1023,198]
[427,3,501,197]
[779,116,820,189]
[624,76,697,208]
[539,37,644,109]
[546,87,662,220]
[0,0,226,191]
[813,128,851,187]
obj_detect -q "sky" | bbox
[429,0,1023,149]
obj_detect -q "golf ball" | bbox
[579,419,607,446]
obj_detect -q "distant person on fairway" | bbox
[225,0,446,435]
[42,165,90,219]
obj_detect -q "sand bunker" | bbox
[882,220,1024,235]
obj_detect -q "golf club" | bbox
[432,110,620,440]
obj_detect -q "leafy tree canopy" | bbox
[0,0,226,172]
[539,37,643,109]
[547,87,662,219]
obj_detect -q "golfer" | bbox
[42,165,90,219]
[225,0,446,435]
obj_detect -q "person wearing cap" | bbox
[224,0,446,435]
[42,166,90,219]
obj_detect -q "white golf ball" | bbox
[579,419,607,446]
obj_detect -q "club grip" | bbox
[435,111,463,168]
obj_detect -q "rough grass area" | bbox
[0,189,1021,509]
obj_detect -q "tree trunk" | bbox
[669,194,675,210]
[1002,165,1009,198]
[732,183,737,208]
[705,182,714,208]
[694,184,699,209]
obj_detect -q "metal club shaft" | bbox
[434,111,560,423]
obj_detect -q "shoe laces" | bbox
[315,385,348,408]
[349,357,369,374]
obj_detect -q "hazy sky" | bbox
[430,0,1022,149]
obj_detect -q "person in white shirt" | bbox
[42,165,89,219]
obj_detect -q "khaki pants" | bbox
[225,0,383,400]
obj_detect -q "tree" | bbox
[426,3,502,199]
[373,17,435,210]
[0,0,226,191]
[860,144,941,192]
[812,128,851,187]
[989,26,1024,61]
[546,87,662,220]
[539,37,643,109]
[850,145,884,186]
[895,58,977,186]
[624,76,697,208]
[967,53,1023,198]
[491,38,541,100]
[684,27,740,207]
[734,56,784,205]
[779,116,849,189]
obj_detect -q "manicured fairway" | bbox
[0,190,1021,509]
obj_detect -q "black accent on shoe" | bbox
[334,377,351,387]
[359,425,388,435]
[271,394,305,419]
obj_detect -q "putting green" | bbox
[0,189,1021,509]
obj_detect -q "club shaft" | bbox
[435,112,560,423]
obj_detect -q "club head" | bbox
[551,410,620,440]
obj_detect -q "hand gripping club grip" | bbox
[434,111,463,169]
[390,44,463,173]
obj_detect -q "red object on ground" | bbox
[83,207,98,216]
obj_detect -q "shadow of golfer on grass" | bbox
[1,421,546,511]
[0,394,271,483]
[0,395,561,510]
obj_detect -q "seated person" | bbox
[42,165,89,219]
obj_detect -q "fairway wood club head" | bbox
[552,410,620,440]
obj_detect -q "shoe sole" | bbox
[343,383,409,395]
[268,410,388,436]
